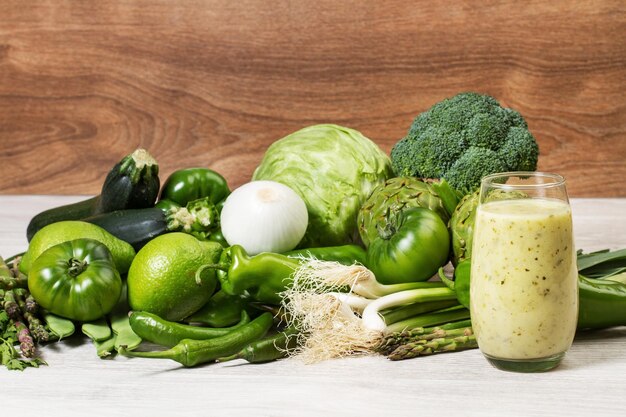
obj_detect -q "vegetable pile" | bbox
[2,91,625,371]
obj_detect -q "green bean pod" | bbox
[111,311,142,352]
[82,318,112,342]
[120,312,273,367]
[95,333,117,358]
[129,310,251,347]
[42,311,75,340]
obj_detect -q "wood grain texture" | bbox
[0,0,625,196]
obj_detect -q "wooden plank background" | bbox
[0,0,624,197]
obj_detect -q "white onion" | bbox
[220,180,308,255]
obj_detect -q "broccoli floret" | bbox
[446,147,507,193]
[391,92,539,194]
[499,127,539,171]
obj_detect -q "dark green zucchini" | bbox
[84,207,167,251]
[83,198,222,251]
[26,149,160,241]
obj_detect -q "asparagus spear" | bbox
[0,257,28,290]
[2,287,48,350]
[24,293,38,314]
[24,312,49,343]
[379,320,472,352]
[13,320,36,358]
[0,273,29,290]
[0,286,48,344]
[0,256,12,276]
[14,290,49,342]
[386,332,477,360]
[378,322,477,360]
[1,310,47,370]
[3,289,20,320]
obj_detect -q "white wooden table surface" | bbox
[1,196,625,417]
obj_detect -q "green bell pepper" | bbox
[154,198,180,212]
[215,246,298,305]
[28,239,123,322]
[159,168,230,207]
[366,208,450,284]
[155,197,226,244]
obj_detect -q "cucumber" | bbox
[26,149,160,241]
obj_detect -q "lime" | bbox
[127,233,222,321]
[20,221,136,274]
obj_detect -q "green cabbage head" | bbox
[253,124,393,248]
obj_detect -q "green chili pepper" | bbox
[218,326,299,363]
[577,275,626,329]
[119,312,273,367]
[130,310,251,347]
[184,290,248,327]
[285,245,367,266]
[159,168,230,207]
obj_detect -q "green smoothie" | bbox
[470,198,578,360]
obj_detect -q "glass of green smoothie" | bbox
[470,172,578,372]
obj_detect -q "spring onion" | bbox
[280,259,465,363]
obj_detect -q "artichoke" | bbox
[450,191,479,265]
[450,189,529,265]
[358,177,450,247]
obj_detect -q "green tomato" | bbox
[366,208,450,284]
[28,239,123,322]
[159,168,230,206]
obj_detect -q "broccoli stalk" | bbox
[391,92,539,194]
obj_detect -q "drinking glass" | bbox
[470,172,578,372]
